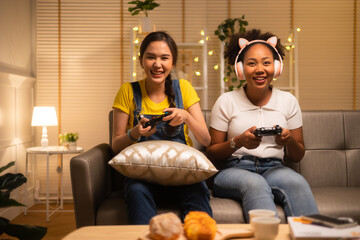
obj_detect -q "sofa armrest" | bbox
[70,143,114,228]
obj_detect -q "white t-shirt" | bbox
[210,86,302,160]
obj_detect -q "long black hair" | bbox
[139,31,178,107]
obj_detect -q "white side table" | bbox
[25,146,84,222]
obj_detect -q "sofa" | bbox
[70,110,360,228]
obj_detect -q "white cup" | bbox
[252,216,280,240]
[248,209,276,229]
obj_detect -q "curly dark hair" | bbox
[225,29,285,65]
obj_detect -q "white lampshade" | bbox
[31,106,58,147]
[31,106,58,127]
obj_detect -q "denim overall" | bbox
[131,79,187,144]
[123,79,212,224]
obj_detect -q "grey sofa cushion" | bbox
[312,187,360,221]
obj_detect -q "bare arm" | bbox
[111,108,156,155]
[164,102,210,147]
[275,127,305,163]
[206,126,261,164]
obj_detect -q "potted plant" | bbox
[214,16,248,91]
[128,0,160,33]
[0,161,47,239]
[59,132,79,150]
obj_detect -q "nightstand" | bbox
[25,146,83,222]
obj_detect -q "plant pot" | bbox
[140,17,155,33]
[65,142,77,151]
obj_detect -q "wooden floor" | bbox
[2,202,76,240]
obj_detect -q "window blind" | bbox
[294,0,356,110]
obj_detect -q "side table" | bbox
[25,146,84,222]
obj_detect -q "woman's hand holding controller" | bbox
[235,126,262,150]
[274,128,292,146]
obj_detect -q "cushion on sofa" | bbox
[108,140,218,186]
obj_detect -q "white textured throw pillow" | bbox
[109,140,218,186]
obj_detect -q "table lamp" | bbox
[31,106,58,147]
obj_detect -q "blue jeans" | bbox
[213,157,318,222]
[124,177,212,225]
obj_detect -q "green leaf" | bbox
[0,162,15,174]
[2,223,47,240]
[0,173,27,191]
[0,194,25,208]
[0,164,47,238]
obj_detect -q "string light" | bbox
[132,72,137,77]
[132,56,136,61]
[297,28,301,32]
[213,64,219,70]
[287,36,292,43]
[206,36,209,41]
[194,57,199,63]
[133,26,139,31]
[285,46,291,51]
[198,39,205,44]
[134,38,140,44]
[195,71,201,76]
[208,50,214,56]
[200,30,205,36]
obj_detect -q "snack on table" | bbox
[184,211,217,240]
[149,212,183,240]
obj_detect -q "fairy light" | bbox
[198,39,205,44]
[194,57,199,63]
[297,28,301,32]
[208,50,214,56]
[206,36,209,41]
[195,71,201,76]
[288,36,292,43]
[134,38,140,44]
[200,30,205,36]
[132,72,137,77]
[285,46,291,51]
[133,26,139,31]
[132,56,137,61]
[213,64,219,70]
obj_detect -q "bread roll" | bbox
[149,212,183,240]
[184,211,217,240]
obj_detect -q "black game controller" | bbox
[141,112,171,128]
[253,125,282,137]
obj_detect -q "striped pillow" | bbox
[109,140,218,186]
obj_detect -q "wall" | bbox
[0,0,35,220]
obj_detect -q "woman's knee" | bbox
[125,181,152,200]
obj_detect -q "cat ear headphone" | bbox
[234,36,283,80]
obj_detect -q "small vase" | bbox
[66,142,77,151]
[140,17,155,33]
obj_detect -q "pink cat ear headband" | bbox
[234,36,283,80]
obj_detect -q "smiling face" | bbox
[243,43,275,91]
[140,40,174,85]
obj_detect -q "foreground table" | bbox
[62,224,291,240]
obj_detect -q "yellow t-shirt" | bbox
[112,79,200,146]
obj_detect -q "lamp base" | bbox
[41,126,49,147]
